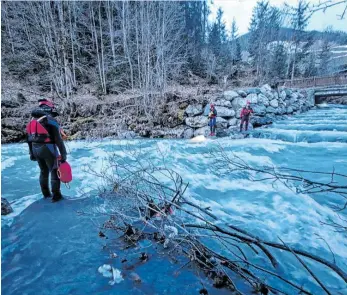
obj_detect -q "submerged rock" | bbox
[1,198,13,215]
[194,126,209,137]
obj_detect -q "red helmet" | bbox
[38,99,54,108]
[210,104,214,108]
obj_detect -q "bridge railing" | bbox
[280,74,347,88]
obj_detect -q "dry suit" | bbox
[27,106,67,202]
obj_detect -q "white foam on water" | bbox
[1,194,42,227]
[1,158,16,171]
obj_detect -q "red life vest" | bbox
[26,116,52,143]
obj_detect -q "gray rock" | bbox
[224,90,240,100]
[232,97,247,109]
[251,116,274,127]
[285,89,292,96]
[279,107,286,115]
[216,106,235,118]
[118,131,137,139]
[246,88,261,94]
[252,104,267,116]
[280,90,286,100]
[183,128,194,139]
[216,117,228,128]
[203,104,211,116]
[1,198,13,215]
[292,103,299,111]
[261,84,272,93]
[216,129,229,137]
[287,106,294,114]
[236,108,243,119]
[194,126,209,137]
[258,94,270,106]
[185,116,207,128]
[214,99,232,107]
[185,104,203,117]
[237,90,247,97]
[270,99,279,108]
[266,106,277,113]
[291,92,299,101]
[228,118,237,126]
[246,93,258,104]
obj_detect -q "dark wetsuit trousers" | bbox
[240,116,249,132]
[32,143,61,198]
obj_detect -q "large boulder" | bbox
[252,104,267,116]
[246,88,261,94]
[194,126,209,137]
[246,93,258,104]
[185,116,207,128]
[216,117,228,128]
[280,90,286,100]
[260,84,272,93]
[251,116,274,127]
[118,131,137,139]
[228,118,237,126]
[214,99,232,107]
[185,104,203,117]
[287,106,294,114]
[216,106,235,118]
[236,108,243,119]
[224,90,240,101]
[258,94,270,106]
[1,198,13,215]
[270,99,279,108]
[237,90,247,97]
[216,129,229,137]
[266,106,277,113]
[183,128,194,139]
[203,104,210,116]
[232,97,247,109]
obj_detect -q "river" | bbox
[2,104,347,295]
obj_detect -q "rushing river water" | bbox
[2,104,347,295]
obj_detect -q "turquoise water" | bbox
[2,104,347,294]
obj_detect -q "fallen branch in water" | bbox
[209,144,347,233]
[85,146,346,294]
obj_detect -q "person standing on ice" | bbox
[208,104,217,136]
[26,99,67,202]
[240,101,253,132]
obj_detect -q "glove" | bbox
[60,154,67,163]
[30,154,37,161]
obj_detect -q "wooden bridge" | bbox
[280,74,347,104]
[280,74,347,89]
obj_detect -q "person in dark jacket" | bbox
[26,99,67,202]
[240,102,253,132]
[208,104,217,136]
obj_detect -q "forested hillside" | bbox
[1,0,347,106]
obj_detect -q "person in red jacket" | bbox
[240,102,253,132]
[26,99,67,202]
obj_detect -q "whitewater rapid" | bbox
[1,104,347,294]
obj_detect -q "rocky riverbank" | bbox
[1,83,315,143]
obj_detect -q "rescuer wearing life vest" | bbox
[240,101,253,132]
[26,99,67,202]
